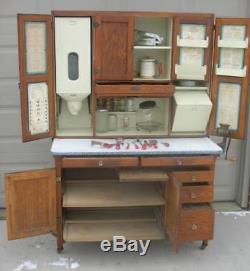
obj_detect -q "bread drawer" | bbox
[180,185,213,203]
[170,171,214,184]
[179,206,214,242]
[141,156,215,168]
[61,157,139,168]
[95,84,174,97]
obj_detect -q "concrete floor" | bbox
[1,211,250,271]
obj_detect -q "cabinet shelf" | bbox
[64,208,158,223]
[134,46,172,50]
[63,220,165,242]
[63,181,165,208]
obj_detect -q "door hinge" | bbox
[57,217,63,224]
[93,21,101,28]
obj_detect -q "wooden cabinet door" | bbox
[5,169,56,240]
[209,18,250,139]
[18,15,55,142]
[94,15,134,81]
[172,14,213,81]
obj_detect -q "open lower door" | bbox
[209,18,250,139]
[5,169,56,240]
[18,14,55,142]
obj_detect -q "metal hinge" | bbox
[56,177,62,183]
[18,82,21,90]
[57,217,63,224]
[93,21,101,28]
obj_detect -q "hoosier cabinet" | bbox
[5,10,250,252]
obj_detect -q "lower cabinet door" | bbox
[178,205,214,242]
[5,169,56,240]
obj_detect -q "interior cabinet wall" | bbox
[1,0,250,209]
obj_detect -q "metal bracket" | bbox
[93,21,101,28]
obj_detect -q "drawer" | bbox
[95,84,174,97]
[141,156,216,168]
[171,170,214,184]
[61,157,139,168]
[179,206,214,242]
[180,185,213,203]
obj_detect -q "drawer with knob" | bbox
[141,156,216,168]
[170,170,214,184]
[179,205,214,242]
[180,184,213,203]
[61,157,139,168]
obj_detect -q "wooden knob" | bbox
[98,160,103,167]
[191,224,198,231]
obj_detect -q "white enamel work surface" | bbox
[51,137,222,156]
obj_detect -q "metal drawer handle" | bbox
[191,192,197,199]
[191,176,196,181]
[191,224,198,231]
[98,160,103,167]
[131,85,140,91]
[176,159,182,166]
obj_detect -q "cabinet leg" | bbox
[200,240,208,250]
[57,241,64,253]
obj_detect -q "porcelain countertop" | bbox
[51,137,222,156]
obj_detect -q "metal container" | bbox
[140,58,156,78]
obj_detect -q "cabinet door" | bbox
[94,15,134,81]
[209,18,250,139]
[18,15,55,142]
[172,15,213,81]
[5,169,56,240]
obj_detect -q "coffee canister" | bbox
[140,57,156,78]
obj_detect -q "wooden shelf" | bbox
[65,207,158,223]
[63,220,165,242]
[63,181,165,208]
[119,168,169,182]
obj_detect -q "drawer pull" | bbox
[176,159,183,166]
[131,85,140,91]
[190,192,197,199]
[98,160,103,167]
[191,176,196,181]
[191,224,198,231]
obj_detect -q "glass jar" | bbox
[136,100,162,132]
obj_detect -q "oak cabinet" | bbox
[5,153,217,252]
[5,9,250,253]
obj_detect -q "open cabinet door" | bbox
[93,15,134,81]
[5,169,56,240]
[18,15,55,142]
[172,14,214,81]
[209,18,250,139]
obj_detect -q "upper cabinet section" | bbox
[133,16,173,81]
[172,15,214,81]
[17,14,55,142]
[94,15,134,81]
